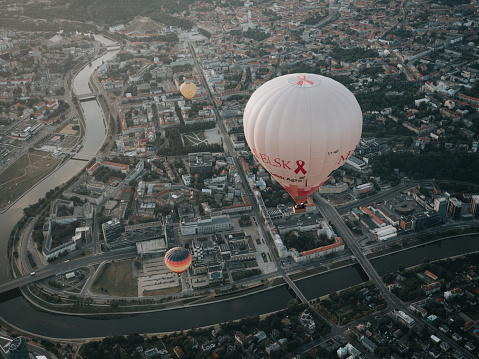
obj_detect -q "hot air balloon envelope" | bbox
[180,82,197,100]
[243,73,362,205]
[165,247,192,275]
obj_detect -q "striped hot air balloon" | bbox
[164,247,192,276]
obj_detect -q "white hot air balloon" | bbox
[243,73,362,212]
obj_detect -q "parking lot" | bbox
[137,257,180,296]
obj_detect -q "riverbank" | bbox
[15,230,479,317]
[2,232,479,339]
[367,228,479,260]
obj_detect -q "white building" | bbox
[181,215,232,235]
[372,225,397,241]
[346,155,367,171]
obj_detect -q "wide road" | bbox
[0,248,136,295]
[313,193,476,359]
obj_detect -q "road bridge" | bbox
[76,93,101,101]
[0,248,136,295]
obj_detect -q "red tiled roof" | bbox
[300,237,344,256]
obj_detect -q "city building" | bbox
[10,121,44,141]
[471,195,479,218]
[353,183,373,197]
[188,152,213,173]
[223,233,256,261]
[393,310,415,328]
[345,155,367,172]
[180,215,232,235]
[412,212,440,231]
[434,197,448,221]
[360,336,377,353]
[400,216,413,231]
[448,197,462,220]
[337,343,361,358]
[318,182,349,194]
[124,221,165,242]
[102,218,122,242]
[136,239,167,257]
[372,225,397,241]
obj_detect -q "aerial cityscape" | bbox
[1,0,479,358]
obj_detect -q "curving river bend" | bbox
[0,36,478,339]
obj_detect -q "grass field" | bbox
[0,151,61,208]
[182,131,207,146]
[143,286,182,297]
[124,18,162,33]
[91,260,138,297]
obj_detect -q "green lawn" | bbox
[0,151,61,208]
[91,260,138,297]
[143,286,182,296]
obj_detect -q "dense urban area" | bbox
[1,0,479,358]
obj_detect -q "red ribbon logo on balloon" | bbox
[296,75,314,87]
[294,160,307,175]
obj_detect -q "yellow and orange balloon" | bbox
[180,82,197,100]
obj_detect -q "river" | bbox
[1,36,479,340]
[2,235,479,338]
[0,35,117,283]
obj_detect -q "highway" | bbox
[0,248,137,295]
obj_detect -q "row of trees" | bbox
[178,120,215,133]
[372,151,479,185]
[283,231,332,253]
[260,180,293,208]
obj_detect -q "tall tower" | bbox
[434,197,448,221]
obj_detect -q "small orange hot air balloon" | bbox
[180,82,197,100]
[164,247,192,276]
